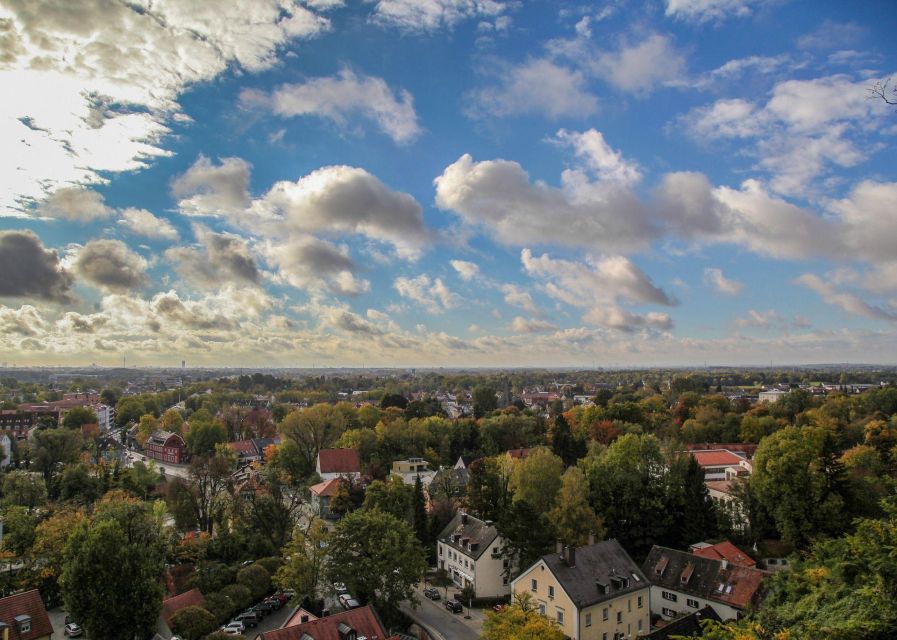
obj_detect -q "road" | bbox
[124,450,190,479]
[401,592,481,640]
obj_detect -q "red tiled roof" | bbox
[716,564,767,609]
[506,448,531,459]
[693,541,756,568]
[310,477,345,498]
[160,588,204,626]
[686,443,758,459]
[261,605,387,640]
[228,440,258,456]
[283,608,319,627]
[0,590,54,640]
[317,448,360,473]
[705,480,738,495]
[690,450,744,467]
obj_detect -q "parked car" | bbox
[338,593,361,610]
[333,581,348,594]
[220,621,245,635]
[63,623,83,637]
[282,589,296,599]
[492,603,507,613]
[424,588,441,601]
[271,591,291,604]
[445,600,463,613]
[234,612,260,628]
[253,600,275,615]
[264,596,282,610]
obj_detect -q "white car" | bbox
[338,593,360,609]
[63,623,83,637]
[220,621,245,635]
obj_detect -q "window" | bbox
[585,613,592,627]
[531,579,538,592]
[638,619,643,631]
[548,585,555,599]
[556,607,565,625]
[617,611,622,624]
[602,634,608,640]
[662,608,677,618]
[628,599,631,612]
[539,601,547,616]
[662,591,678,602]
[503,576,508,585]
[637,595,643,608]
[602,607,608,621]
[687,598,699,608]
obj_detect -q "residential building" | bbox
[0,411,39,440]
[511,540,650,640]
[309,477,348,520]
[316,448,361,481]
[704,479,748,531]
[0,589,54,640]
[257,604,399,640]
[144,430,187,464]
[390,457,435,486]
[437,512,510,598]
[689,540,756,568]
[689,450,751,481]
[93,403,115,431]
[229,440,263,465]
[642,546,768,622]
[158,588,204,638]
[758,389,789,403]
[0,434,11,469]
[641,606,721,639]
[428,466,469,502]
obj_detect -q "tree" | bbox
[549,467,604,547]
[380,393,408,410]
[31,428,82,486]
[275,520,330,601]
[509,447,564,516]
[870,77,897,108]
[61,509,165,640]
[751,426,852,548]
[58,463,100,505]
[497,500,555,576]
[62,406,98,430]
[362,476,414,522]
[466,457,511,522]
[279,404,348,476]
[329,480,353,518]
[664,454,718,549]
[186,420,228,456]
[160,408,185,433]
[170,606,217,640]
[177,451,236,535]
[2,471,47,510]
[412,476,429,546]
[473,386,498,419]
[100,388,121,407]
[550,414,585,467]
[0,506,38,556]
[136,414,159,447]
[237,564,271,601]
[22,508,86,606]
[115,397,146,428]
[326,509,426,616]
[482,592,566,640]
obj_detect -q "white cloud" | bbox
[119,208,179,240]
[450,260,480,281]
[466,58,598,120]
[703,267,743,295]
[0,0,329,215]
[394,274,458,313]
[370,0,508,32]
[172,156,252,218]
[36,187,113,222]
[434,153,655,251]
[240,69,421,144]
[500,284,539,315]
[590,33,687,95]
[509,316,557,333]
[664,0,763,22]
[166,227,262,289]
[795,273,897,323]
[554,129,641,186]
[735,308,783,329]
[583,307,674,332]
[265,236,368,296]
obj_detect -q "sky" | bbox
[1,0,897,368]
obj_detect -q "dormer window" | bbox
[15,615,31,634]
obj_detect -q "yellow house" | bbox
[511,540,650,640]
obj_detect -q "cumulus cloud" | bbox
[35,187,113,222]
[589,33,687,95]
[679,73,891,196]
[554,129,641,186]
[703,268,743,295]
[266,235,368,296]
[72,239,148,293]
[240,69,420,144]
[434,153,655,252]
[257,165,428,258]
[664,0,764,22]
[509,316,557,333]
[0,305,47,336]
[1,0,329,215]
[583,307,673,332]
[370,0,508,32]
[500,284,539,315]
[171,156,252,217]
[450,260,480,281]
[118,208,179,240]
[466,58,598,120]
[0,230,72,302]
[166,227,261,289]
[394,274,458,313]
[735,308,783,329]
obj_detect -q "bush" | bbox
[220,584,252,611]
[170,605,217,640]
[201,592,236,624]
[191,562,236,593]
[236,564,271,601]
[256,556,283,576]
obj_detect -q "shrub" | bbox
[236,564,271,601]
[169,605,217,640]
[220,584,252,611]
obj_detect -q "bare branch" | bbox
[869,77,897,107]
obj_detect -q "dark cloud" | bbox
[73,239,148,293]
[0,230,73,301]
[166,228,261,288]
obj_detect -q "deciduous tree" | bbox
[549,467,604,547]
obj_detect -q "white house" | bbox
[0,434,11,468]
[437,512,511,599]
[315,448,361,482]
[391,457,436,486]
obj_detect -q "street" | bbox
[401,584,484,640]
[124,450,191,479]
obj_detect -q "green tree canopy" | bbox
[170,605,217,640]
[62,406,98,430]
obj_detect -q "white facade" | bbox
[649,584,741,622]
[437,536,509,599]
[93,404,115,431]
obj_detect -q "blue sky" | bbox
[2,0,897,367]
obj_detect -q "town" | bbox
[0,366,894,639]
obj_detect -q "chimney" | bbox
[721,559,729,570]
[588,532,595,546]
[563,545,576,567]
[556,541,564,555]
[461,512,469,525]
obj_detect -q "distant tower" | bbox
[181,360,186,369]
